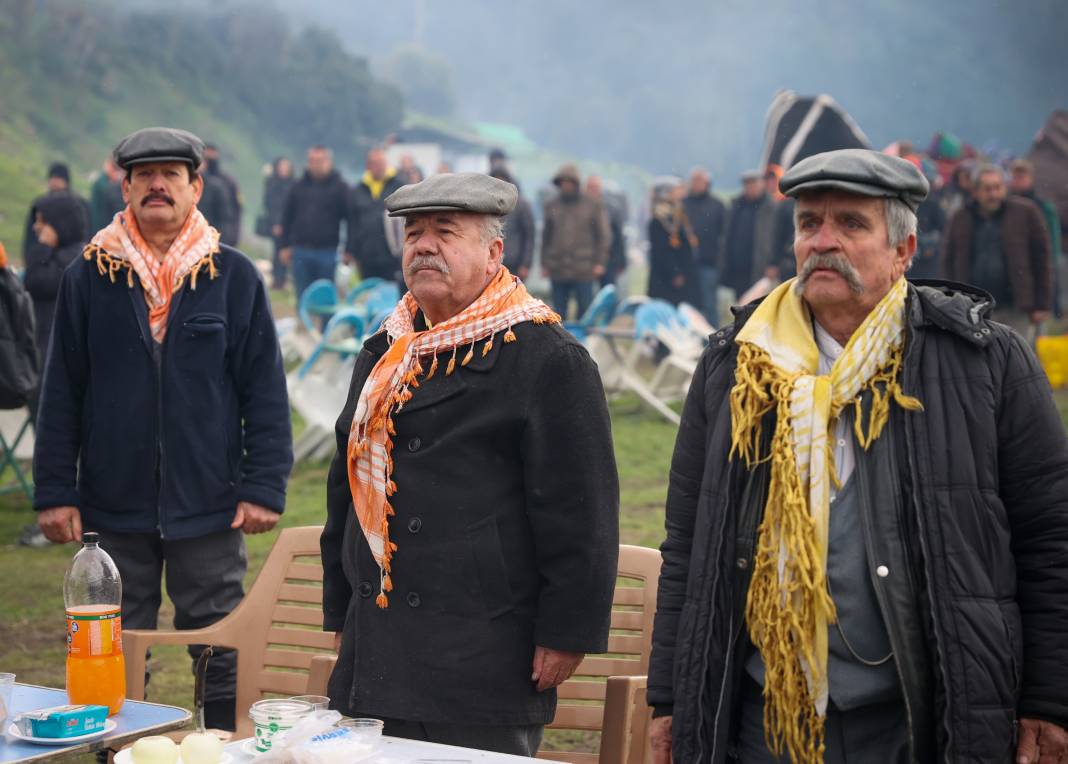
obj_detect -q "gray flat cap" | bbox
[113,127,205,171]
[779,148,930,213]
[386,172,518,218]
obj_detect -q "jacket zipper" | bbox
[856,420,916,761]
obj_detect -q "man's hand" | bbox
[36,223,59,248]
[271,224,283,238]
[672,274,685,288]
[38,506,82,543]
[592,264,606,278]
[1016,718,1068,764]
[1031,310,1050,325]
[341,252,354,266]
[650,715,672,764]
[279,247,293,266]
[531,646,584,692]
[334,632,342,653]
[231,502,280,534]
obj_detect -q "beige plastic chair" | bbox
[123,526,335,739]
[306,543,662,764]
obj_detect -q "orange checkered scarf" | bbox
[347,266,559,607]
[84,206,220,342]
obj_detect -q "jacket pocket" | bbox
[466,514,515,618]
[175,314,228,374]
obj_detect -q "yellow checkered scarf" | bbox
[730,276,922,764]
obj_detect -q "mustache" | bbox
[141,192,175,206]
[794,252,864,295]
[405,254,450,276]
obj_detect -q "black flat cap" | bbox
[385,172,518,218]
[113,127,205,171]
[779,148,929,213]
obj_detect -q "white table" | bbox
[225,736,563,763]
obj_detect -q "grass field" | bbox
[0,348,1065,751]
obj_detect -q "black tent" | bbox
[759,91,871,171]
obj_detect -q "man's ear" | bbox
[487,236,504,274]
[121,177,130,205]
[896,232,917,277]
[192,175,204,205]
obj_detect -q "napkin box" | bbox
[14,704,109,738]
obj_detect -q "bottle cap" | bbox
[83,532,99,545]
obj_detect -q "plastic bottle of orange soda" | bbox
[64,532,125,715]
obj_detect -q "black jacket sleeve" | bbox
[522,341,619,652]
[322,350,375,632]
[279,184,298,250]
[231,268,293,512]
[516,200,536,270]
[997,332,1068,727]
[32,266,89,510]
[647,348,711,715]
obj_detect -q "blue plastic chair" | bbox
[632,299,684,340]
[298,280,340,334]
[343,277,386,305]
[365,307,393,335]
[297,308,367,379]
[564,284,619,342]
[362,282,401,322]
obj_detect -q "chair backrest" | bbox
[539,544,662,764]
[222,526,334,737]
[343,277,386,304]
[676,302,715,337]
[365,307,393,335]
[323,308,366,344]
[298,280,340,334]
[578,284,619,328]
[632,300,682,340]
[362,282,400,321]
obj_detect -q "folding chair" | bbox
[565,284,619,342]
[0,407,33,500]
[298,280,341,337]
[296,309,366,380]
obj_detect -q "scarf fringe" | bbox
[83,243,219,291]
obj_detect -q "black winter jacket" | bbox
[322,319,619,725]
[648,281,1068,763]
[349,174,406,280]
[33,246,293,540]
[279,170,350,251]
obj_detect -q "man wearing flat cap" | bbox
[648,148,1068,763]
[33,127,293,730]
[321,172,619,755]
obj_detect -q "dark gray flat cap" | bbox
[386,172,518,218]
[779,148,929,213]
[113,127,205,171]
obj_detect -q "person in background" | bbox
[682,168,726,323]
[940,162,973,221]
[647,182,698,307]
[489,148,508,174]
[490,168,535,280]
[197,159,234,243]
[722,170,779,304]
[203,144,242,246]
[24,193,89,359]
[322,172,618,757]
[34,127,292,731]
[23,163,89,260]
[586,175,628,288]
[278,145,351,302]
[943,164,1052,342]
[540,163,610,319]
[349,147,406,281]
[89,158,124,232]
[767,165,796,281]
[398,154,424,185]
[1011,158,1063,317]
[261,157,295,290]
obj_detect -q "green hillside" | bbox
[0,0,403,258]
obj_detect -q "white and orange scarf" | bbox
[347,267,559,607]
[84,207,220,342]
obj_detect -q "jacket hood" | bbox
[35,192,89,247]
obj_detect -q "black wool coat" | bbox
[322,319,620,725]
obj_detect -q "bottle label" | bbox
[66,606,123,657]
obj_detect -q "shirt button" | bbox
[876,565,890,578]
[357,582,373,598]
[407,592,421,608]
[407,517,422,534]
[407,437,422,453]
[837,439,847,448]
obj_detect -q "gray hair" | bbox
[479,215,505,246]
[972,163,1007,186]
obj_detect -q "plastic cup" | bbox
[0,673,13,726]
[335,717,384,746]
[289,695,330,711]
[248,698,313,752]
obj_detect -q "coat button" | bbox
[407,437,422,452]
[407,517,422,534]
[736,557,748,570]
[876,565,889,578]
[407,592,421,608]
[357,582,373,598]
